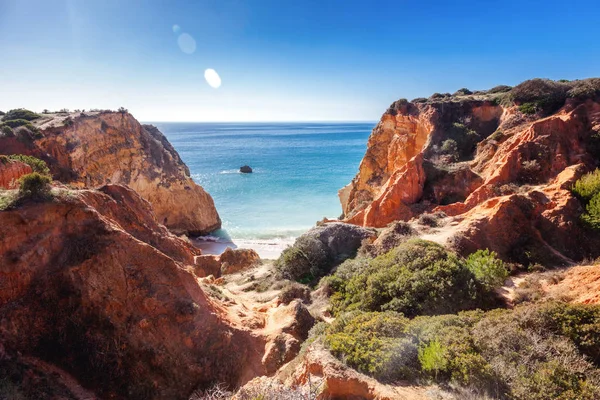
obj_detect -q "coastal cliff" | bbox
[0,111,220,235]
[341,79,600,264]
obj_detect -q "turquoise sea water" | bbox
[152,122,373,242]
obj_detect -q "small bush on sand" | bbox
[279,282,311,305]
[488,85,512,94]
[19,173,51,200]
[453,88,473,96]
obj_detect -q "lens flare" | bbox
[172,24,181,33]
[204,69,222,88]
[177,33,196,54]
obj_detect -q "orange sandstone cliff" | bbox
[0,185,312,399]
[0,111,220,235]
[342,89,600,265]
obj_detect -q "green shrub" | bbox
[572,169,600,230]
[440,139,459,161]
[465,249,508,291]
[411,97,428,103]
[572,169,600,202]
[507,78,569,114]
[453,88,473,96]
[0,125,14,137]
[324,303,600,398]
[489,130,504,141]
[327,239,495,317]
[2,119,36,129]
[581,194,600,230]
[6,155,50,176]
[19,173,51,199]
[567,78,600,100]
[276,236,329,283]
[519,102,537,115]
[418,339,448,377]
[488,85,512,94]
[2,108,41,121]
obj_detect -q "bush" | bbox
[572,169,600,230]
[507,79,569,114]
[567,78,600,100]
[327,239,497,317]
[2,108,41,121]
[279,282,311,305]
[19,173,51,199]
[6,155,50,175]
[1,119,37,129]
[323,303,600,398]
[453,88,473,96]
[572,169,600,203]
[0,125,14,137]
[488,85,512,94]
[518,102,537,115]
[418,213,441,227]
[276,236,329,283]
[440,139,459,161]
[489,130,504,141]
[465,249,508,291]
[411,97,428,103]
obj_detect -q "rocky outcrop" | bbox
[194,247,261,277]
[0,111,221,235]
[301,222,377,261]
[0,186,263,399]
[0,158,32,189]
[342,96,600,265]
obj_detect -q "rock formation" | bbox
[342,90,600,265]
[0,111,221,235]
[0,158,32,189]
[0,184,313,399]
[240,165,253,173]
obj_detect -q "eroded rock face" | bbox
[0,159,32,189]
[342,98,600,265]
[194,248,261,277]
[0,112,221,235]
[0,186,263,399]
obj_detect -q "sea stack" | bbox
[240,165,253,173]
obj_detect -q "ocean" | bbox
[152,122,374,258]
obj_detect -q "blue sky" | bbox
[1,0,599,121]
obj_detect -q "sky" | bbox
[1,0,599,122]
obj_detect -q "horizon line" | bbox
[142,120,379,124]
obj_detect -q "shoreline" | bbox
[192,236,295,260]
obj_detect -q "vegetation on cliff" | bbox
[322,239,506,317]
[573,169,600,230]
[322,302,600,399]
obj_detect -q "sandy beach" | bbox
[192,237,295,260]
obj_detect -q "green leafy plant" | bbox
[6,155,50,176]
[18,172,51,200]
[465,249,508,291]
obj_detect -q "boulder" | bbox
[301,222,376,262]
[220,247,261,274]
[240,165,253,173]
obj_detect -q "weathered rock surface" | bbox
[0,159,32,189]
[0,186,263,399]
[194,247,261,277]
[0,111,221,235]
[240,165,253,173]
[300,222,377,262]
[342,98,600,265]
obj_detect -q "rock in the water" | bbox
[240,165,253,173]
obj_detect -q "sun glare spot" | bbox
[172,24,181,33]
[204,69,222,89]
[177,33,196,54]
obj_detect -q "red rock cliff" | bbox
[342,93,600,265]
[0,111,221,235]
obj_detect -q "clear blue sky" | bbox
[1,0,599,121]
